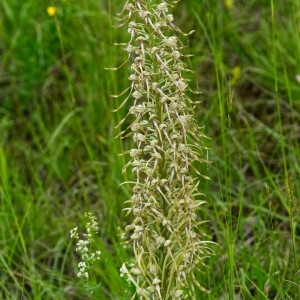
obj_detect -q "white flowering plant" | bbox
[111,0,214,299]
[70,212,102,295]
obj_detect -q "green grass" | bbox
[0,0,299,299]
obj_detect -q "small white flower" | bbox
[131,123,142,132]
[125,4,134,11]
[134,225,144,232]
[126,45,136,53]
[153,22,162,31]
[171,50,181,59]
[130,149,142,158]
[78,262,86,268]
[70,227,78,239]
[165,36,177,47]
[156,236,165,246]
[132,91,143,99]
[130,232,142,239]
[132,159,142,167]
[136,133,146,142]
[128,21,137,28]
[157,3,168,13]
[149,264,158,275]
[173,290,184,297]
[77,271,88,278]
[139,10,151,19]
[177,79,187,91]
[120,263,129,275]
[128,74,138,80]
[166,14,174,22]
[164,240,172,247]
[129,105,146,114]
[131,267,142,275]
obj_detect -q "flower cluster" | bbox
[70,212,101,279]
[114,0,212,298]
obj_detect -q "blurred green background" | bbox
[0,0,299,299]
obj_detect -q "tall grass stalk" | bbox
[110,1,213,298]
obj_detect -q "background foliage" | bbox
[0,0,299,299]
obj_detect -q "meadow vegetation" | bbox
[0,0,299,299]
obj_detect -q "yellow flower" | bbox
[47,6,57,17]
[225,0,233,9]
[229,66,241,86]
